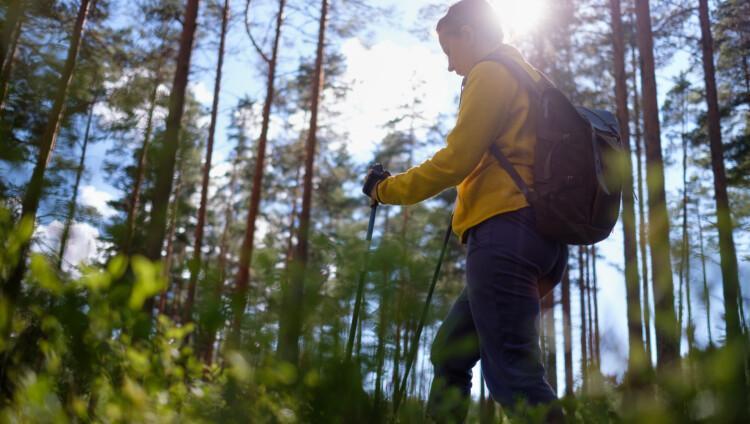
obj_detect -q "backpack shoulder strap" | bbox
[479,51,546,204]
[480,51,553,98]
[489,144,537,203]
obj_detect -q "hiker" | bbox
[363,0,567,421]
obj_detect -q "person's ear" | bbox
[459,24,475,46]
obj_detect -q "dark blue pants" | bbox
[427,208,567,422]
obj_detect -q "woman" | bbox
[363,0,567,421]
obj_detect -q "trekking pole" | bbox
[393,216,453,417]
[345,202,378,362]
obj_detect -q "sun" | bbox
[491,0,547,40]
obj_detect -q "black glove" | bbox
[362,163,391,201]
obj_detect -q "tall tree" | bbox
[634,0,679,369]
[696,199,713,346]
[542,291,557,392]
[578,246,588,390]
[561,268,574,396]
[1,0,94,339]
[141,0,199,265]
[123,76,161,255]
[57,98,97,270]
[231,0,287,341]
[592,246,601,367]
[0,0,25,110]
[630,38,653,362]
[609,0,646,377]
[697,0,748,415]
[184,0,230,323]
[277,0,329,364]
[585,247,595,368]
[201,98,254,362]
[697,0,742,345]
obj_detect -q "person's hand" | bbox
[362,163,390,205]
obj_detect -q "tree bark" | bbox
[277,0,327,364]
[158,168,184,315]
[231,0,286,343]
[2,0,93,340]
[0,0,24,67]
[0,0,23,112]
[123,77,161,255]
[561,268,574,396]
[373,274,388,414]
[140,0,199,326]
[631,41,653,363]
[202,125,245,364]
[543,290,557,392]
[610,0,647,377]
[586,247,595,368]
[696,200,713,346]
[699,5,748,409]
[578,246,588,391]
[58,100,96,270]
[184,0,230,324]
[592,246,601,367]
[142,0,199,264]
[698,0,742,345]
[634,0,679,369]
[678,94,689,352]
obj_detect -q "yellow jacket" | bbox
[375,45,541,241]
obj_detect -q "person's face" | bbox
[438,26,476,77]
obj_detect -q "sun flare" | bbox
[492,0,547,40]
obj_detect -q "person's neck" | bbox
[472,42,503,64]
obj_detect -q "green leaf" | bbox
[128,255,166,310]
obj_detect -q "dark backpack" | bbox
[481,52,624,246]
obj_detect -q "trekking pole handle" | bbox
[362,163,390,200]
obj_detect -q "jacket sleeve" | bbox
[376,62,519,205]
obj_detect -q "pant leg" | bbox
[427,288,480,423]
[465,209,564,409]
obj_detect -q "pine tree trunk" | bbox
[593,247,601,367]
[697,200,713,346]
[184,0,230,324]
[158,168,183,316]
[631,43,653,363]
[610,0,647,377]
[578,246,588,391]
[0,0,23,66]
[278,0,327,364]
[698,0,742,345]
[202,139,243,363]
[392,313,401,398]
[698,3,748,399]
[561,268,574,396]
[634,0,679,369]
[232,0,286,343]
[678,108,689,352]
[284,156,303,268]
[123,78,160,255]
[374,263,391,413]
[142,0,199,265]
[585,247,594,368]
[1,0,93,340]
[58,100,96,270]
[0,0,23,112]
[686,236,694,354]
[543,291,557,392]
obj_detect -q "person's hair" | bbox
[436,0,503,44]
